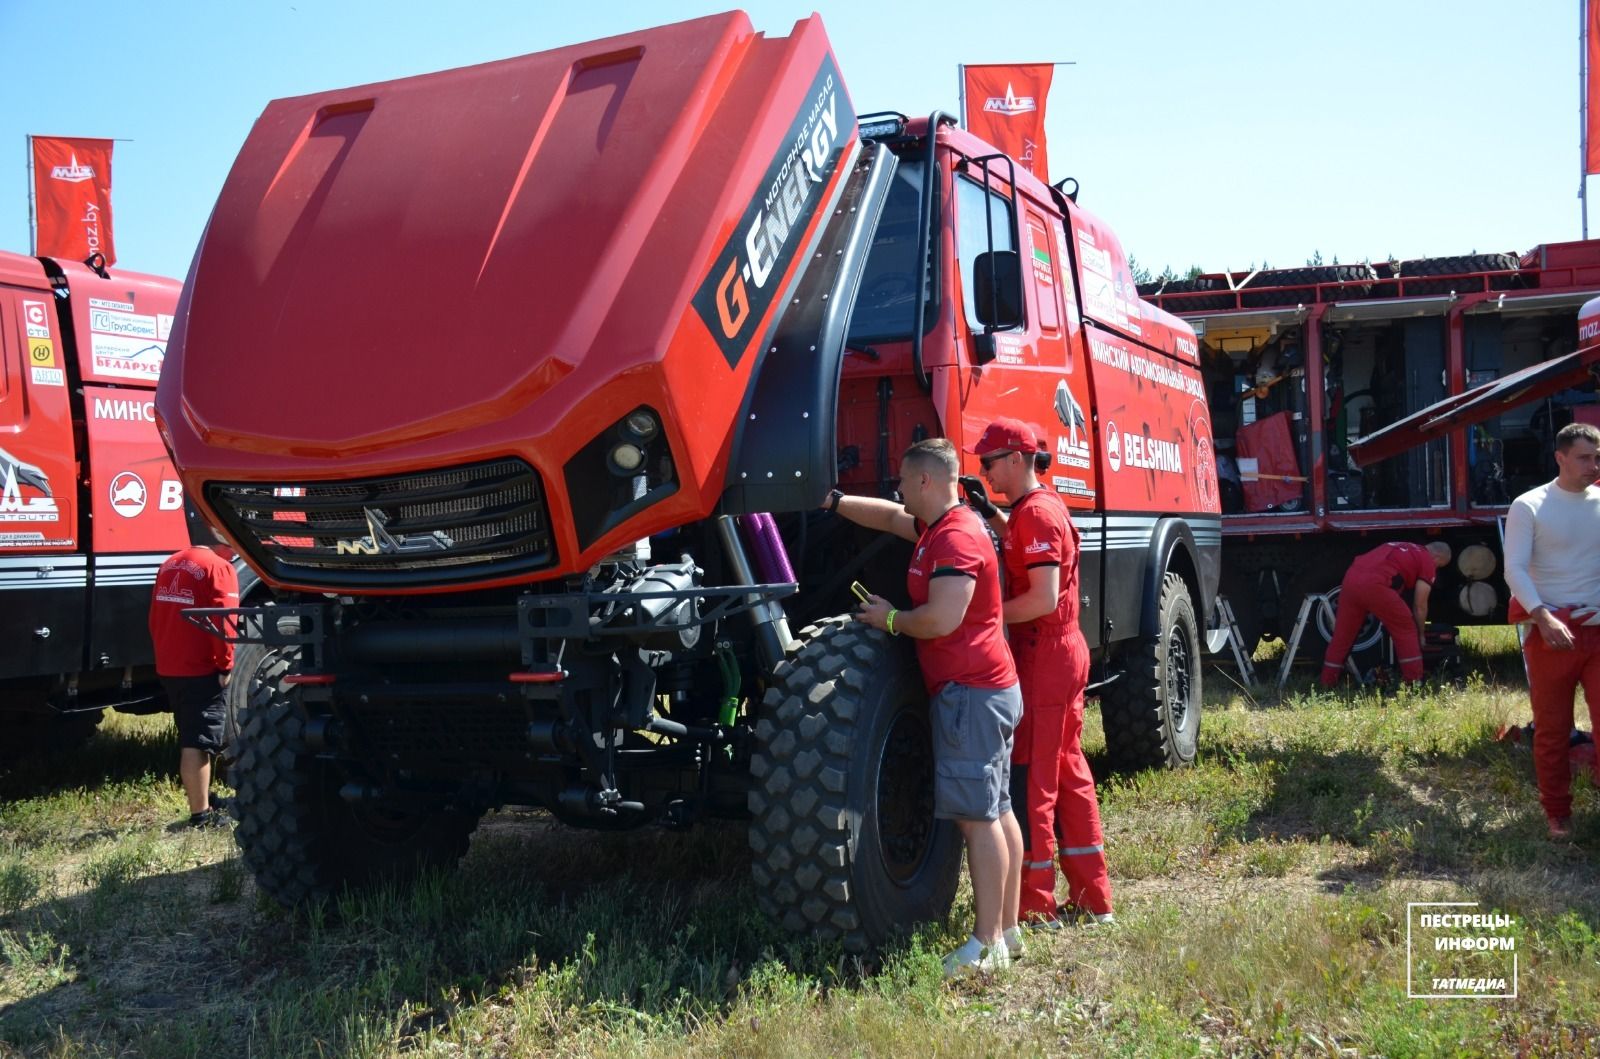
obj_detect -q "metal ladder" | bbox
[1214,596,1256,685]
[1276,591,1364,691]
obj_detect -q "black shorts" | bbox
[162,674,226,753]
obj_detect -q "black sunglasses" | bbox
[979,451,1013,470]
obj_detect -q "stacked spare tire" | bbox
[1141,252,1525,309]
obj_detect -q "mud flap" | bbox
[720,141,899,514]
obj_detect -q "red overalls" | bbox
[1512,601,1600,821]
[1004,489,1113,920]
[1321,542,1436,686]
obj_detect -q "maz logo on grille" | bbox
[335,507,453,556]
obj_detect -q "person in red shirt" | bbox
[960,417,1114,928]
[149,503,240,827]
[1320,540,1451,686]
[827,438,1024,976]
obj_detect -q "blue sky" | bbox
[0,1,1581,280]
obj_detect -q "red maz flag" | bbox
[962,64,1054,180]
[31,136,116,264]
[1590,1,1600,173]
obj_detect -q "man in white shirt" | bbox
[1502,422,1600,839]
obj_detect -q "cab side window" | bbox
[954,176,1019,331]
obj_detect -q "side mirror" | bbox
[973,250,1022,331]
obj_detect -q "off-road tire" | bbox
[231,652,480,907]
[219,643,277,781]
[1100,572,1201,771]
[749,616,962,953]
[1156,276,1234,311]
[1397,253,1521,294]
[1239,264,1376,307]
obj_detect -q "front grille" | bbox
[209,458,556,588]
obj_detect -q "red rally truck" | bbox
[1,251,188,760]
[161,11,1220,950]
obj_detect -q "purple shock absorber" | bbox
[738,512,796,584]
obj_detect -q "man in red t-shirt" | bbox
[1320,540,1450,686]
[827,438,1024,975]
[961,417,1114,927]
[149,503,240,827]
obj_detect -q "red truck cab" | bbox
[1,250,186,759]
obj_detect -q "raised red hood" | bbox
[160,11,857,586]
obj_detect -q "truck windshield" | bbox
[847,159,936,343]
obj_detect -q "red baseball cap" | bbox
[967,417,1041,455]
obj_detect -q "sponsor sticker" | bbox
[1053,379,1091,468]
[108,471,148,517]
[28,339,58,369]
[31,367,64,387]
[0,464,60,522]
[1051,475,1093,498]
[1104,421,1121,472]
[1082,271,1116,321]
[690,55,852,369]
[23,299,51,338]
[89,309,160,339]
[1076,235,1112,278]
[157,313,173,340]
[88,296,136,312]
[90,333,165,380]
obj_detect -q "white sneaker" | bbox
[942,934,1011,978]
[1003,925,1026,960]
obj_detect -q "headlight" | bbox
[625,411,660,441]
[563,405,677,552]
[610,443,645,473]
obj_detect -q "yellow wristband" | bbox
[886,608,898,636]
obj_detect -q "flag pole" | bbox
[25,135,36,255]
[958,65,966,128]
[1584,0,1590,239]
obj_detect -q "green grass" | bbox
[2,639,1599,1057]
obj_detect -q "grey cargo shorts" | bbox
[930,681,1023,821]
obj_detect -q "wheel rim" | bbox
[875,704,936,885]
[1166,622,1194,730]
[1315,587,1383,652]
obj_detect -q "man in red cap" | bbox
[1320,540,1450,687]
[149,501,240,827]
[961,416,1114,928]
